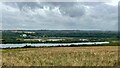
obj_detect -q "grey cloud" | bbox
[59,5,85,17]
[1,2,118,31]
[3,2,86,17]
[3,2,43,11]
[42,2,85,17]
[82,2,103,6]
[41,2,76,7]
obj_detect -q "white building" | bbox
[22,34,27,37]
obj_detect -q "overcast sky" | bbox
[0,0,119,31]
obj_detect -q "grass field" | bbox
[1,46,119,66]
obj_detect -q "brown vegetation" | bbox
[1,46,119,66]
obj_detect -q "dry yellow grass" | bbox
[1,46,119,66]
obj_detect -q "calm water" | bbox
[0,42,110,48]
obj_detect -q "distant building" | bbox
[24,39,42,41]
[22,34,27,37]
[11,30,23,33]
[79,39,88,41]
[47,39,63,41]
[24,32,35,34]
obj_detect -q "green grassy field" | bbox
[1,46,119,66]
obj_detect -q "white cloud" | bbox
[105,0,119,6]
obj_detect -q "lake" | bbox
[0,42,110,48]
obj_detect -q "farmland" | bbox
[1,46,119,66]
[1,30,119,66]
